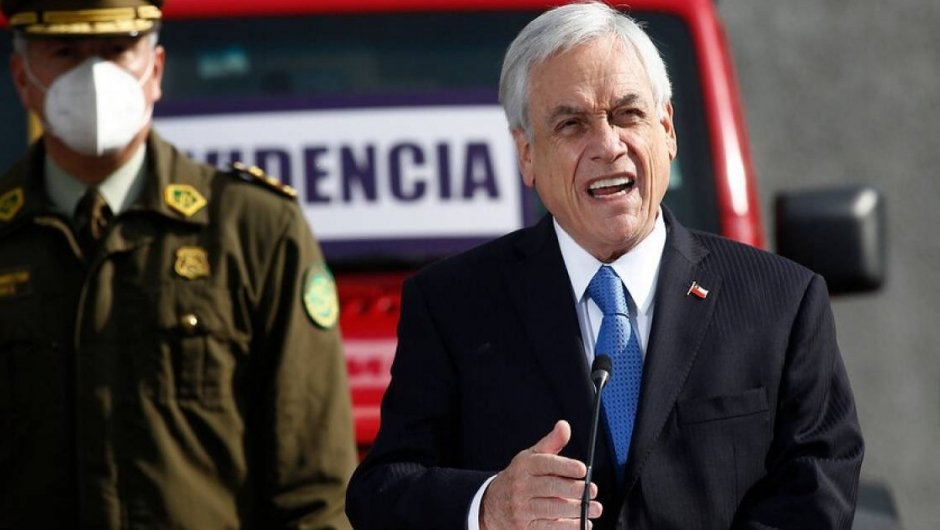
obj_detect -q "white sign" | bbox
[155,105,523,242]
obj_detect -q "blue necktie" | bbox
[587,265,643,485]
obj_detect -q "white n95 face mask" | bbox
[26,56,154,156]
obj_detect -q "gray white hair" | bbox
[499,1,672,138]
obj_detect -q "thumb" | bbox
[532,419,571,455]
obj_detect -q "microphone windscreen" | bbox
[592,354,612,378]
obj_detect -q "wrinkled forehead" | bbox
[538,35,644,76]
[528,36,649,96]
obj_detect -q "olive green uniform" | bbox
[0,132,356,529]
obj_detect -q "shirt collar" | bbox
[555,211,667,316]
[44,143,148,217]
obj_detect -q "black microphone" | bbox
[582,354,612,530]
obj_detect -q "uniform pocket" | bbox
[0,296,45,482]
[0,337,17,482]
[0,297,41,415]
[127,281,249,410]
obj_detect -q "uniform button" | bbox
[180,313,200,334]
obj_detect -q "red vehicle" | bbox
[1,0,883,464]
[154,0,770,451]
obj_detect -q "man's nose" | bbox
[590,123,628,163]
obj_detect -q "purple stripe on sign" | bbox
[154,89,501,117]
[322,236,497,264]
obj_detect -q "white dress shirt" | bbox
[45,143,148,218]
[466,212,667,529]
[556,214,666,363]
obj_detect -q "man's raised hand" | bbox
[480,420,602,530]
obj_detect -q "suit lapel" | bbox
[624,210,722,492]
[503,216,596,457]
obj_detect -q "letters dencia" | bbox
[189,140,501,204]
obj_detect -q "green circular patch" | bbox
[302,262,338,329]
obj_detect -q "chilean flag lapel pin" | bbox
[687,281,709,300]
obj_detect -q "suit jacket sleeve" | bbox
[252,201,357,530]
[734,274,864,529]
[346,276,492,529]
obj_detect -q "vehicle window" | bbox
[0,10,719,260]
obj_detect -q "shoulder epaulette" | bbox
[229,162,298,199]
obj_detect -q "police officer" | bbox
[0,1,356,528]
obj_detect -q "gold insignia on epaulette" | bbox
[0,267,30,299]
[164,184,207,217]
[302,262,339,329]
[0,187,25,222]
[280,184,298,198]
[230,162,297,198]
[174,246,210,280]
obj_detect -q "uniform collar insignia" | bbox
[140,131,210,225]
[0,187,25,222]
[164,184,207,218]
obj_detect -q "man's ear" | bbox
[147,44,166,103]
[512,128,536,187]
[9,53,34,111]
[661,100,677,160]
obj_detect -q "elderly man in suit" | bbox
[346,2,864,529]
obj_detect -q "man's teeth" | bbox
[589,177,632,190]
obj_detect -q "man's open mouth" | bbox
[587,176,634,198]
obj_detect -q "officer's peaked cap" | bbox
[2,0,163,37]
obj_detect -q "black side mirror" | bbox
[775,185,886,295]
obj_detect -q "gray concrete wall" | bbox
[718,2,940,528]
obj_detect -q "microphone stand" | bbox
[582,356,610,530]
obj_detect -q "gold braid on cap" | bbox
[9,5,161,35]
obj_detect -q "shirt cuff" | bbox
[466,475,497,530]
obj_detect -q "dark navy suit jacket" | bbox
[346,210,863,530]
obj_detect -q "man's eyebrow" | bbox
[546,105,586,126]
[612,94,641,109]
[545,94,645,126]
